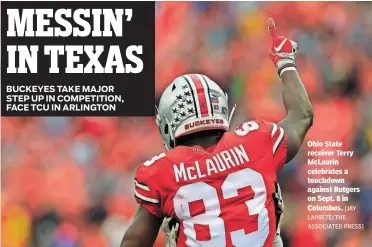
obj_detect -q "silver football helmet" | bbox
[156,73,236,150]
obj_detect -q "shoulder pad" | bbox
[143,152,166,166]
[235,120,264,136]
[135,152,167,182]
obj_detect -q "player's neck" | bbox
[178,135,221,149]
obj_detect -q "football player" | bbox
[120,18,313,247]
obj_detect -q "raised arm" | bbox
[120,206,162,247]
[267,18,314,163]
[278,70,313,163]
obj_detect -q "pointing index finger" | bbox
[267,17,278,39]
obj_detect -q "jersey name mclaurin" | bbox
[173,144,249,182]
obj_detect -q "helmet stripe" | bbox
[200,75,214,116]
[182,75,199,118]
[198,74,213,117]
[188,74,209,117]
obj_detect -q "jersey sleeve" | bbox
[261,120,287,170]
[133,164,162,218]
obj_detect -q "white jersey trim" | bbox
[271,123,278,138]
[134,189,159,204]
[273,127,284,154]
[134,179,150,191]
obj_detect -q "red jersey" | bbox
[134,120,287,247]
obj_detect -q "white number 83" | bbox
[173,167,269,247]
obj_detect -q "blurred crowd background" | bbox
[2,2,372,247]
